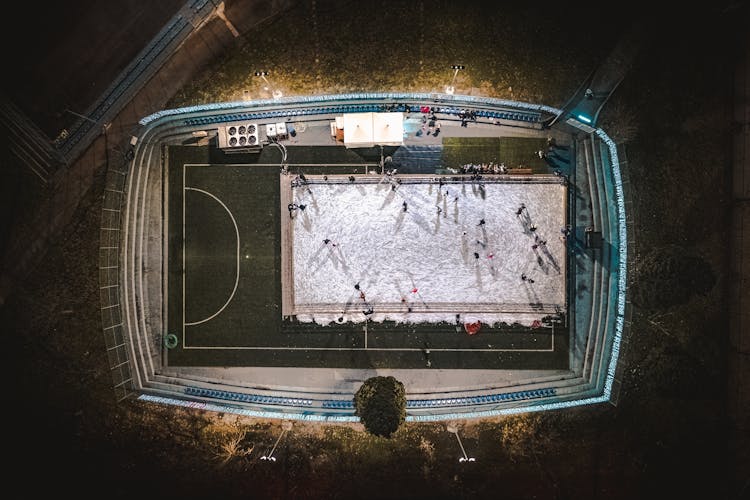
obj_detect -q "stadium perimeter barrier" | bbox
[100,93,630,421]
[607,144,634,407]
[99,148,135,402]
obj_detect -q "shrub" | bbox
[354,376,406,438]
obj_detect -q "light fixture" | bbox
[447,423,476,463]
[255,70,283,99]
[445,64,465,95]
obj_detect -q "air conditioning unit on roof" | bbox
[218,122,260,150]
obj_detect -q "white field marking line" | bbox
[163,149,169,363]
[183,187,241,327]
[183,163,379,168]
[181,345,554,352]
[179,327,556,352]
[182,164,186,346]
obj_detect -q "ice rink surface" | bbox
[290,175,566,326]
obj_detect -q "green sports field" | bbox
[165,143,569,369]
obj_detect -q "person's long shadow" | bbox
[300,208,312,231]
[474,260,484,291]
[311,243,347,273]
[479,225,488,245]
[378,185,398,210]
[393,207,406,233]
[433,208,442,234]
[535,253,550,274]
[306,189,321,215]
[477,182,486,199]
[523,282,544,310]
[548,151,570,164]
[544,157,559,169]
[541,245,561,274]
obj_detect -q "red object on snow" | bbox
[531,319,542,329]
[411,288,418,293]
[464,321,482,335]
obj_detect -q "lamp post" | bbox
[64,108,111,134]
[261,421,293,462]
[255,70,283,99]
[445,65,465,95]
[446,424,475,462]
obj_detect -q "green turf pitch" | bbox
[164,145,568,369]
[441,137,549,173]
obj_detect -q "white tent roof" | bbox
[373,112,404,145]
[342,113,374,147]
[343,112,403,148]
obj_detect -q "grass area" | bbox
[169,0,627,109]
[441,137,501,169]
[441,137,550,173]
[498,137,548,172]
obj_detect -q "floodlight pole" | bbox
[64,109,111,134]
[64,108,96,124]
[261,421,293,462]
[255,70,283,99]
[445,64,465,95]
[447,424,475,462]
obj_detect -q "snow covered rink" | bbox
[284,174,567,326]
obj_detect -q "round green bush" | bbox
[354,376,406,438]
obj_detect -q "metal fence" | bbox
[99,156,134,402]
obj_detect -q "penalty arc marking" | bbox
[184,187,240,326]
